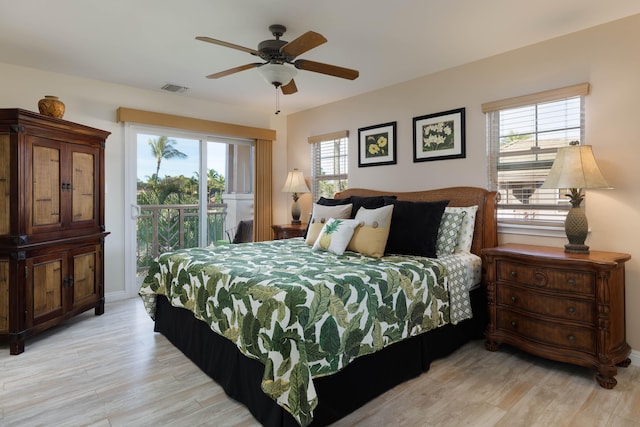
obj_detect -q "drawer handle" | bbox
[510,320,517,328]
[567,307,576,315]
[510,271,517,278]
[568,335,576,343]
[510,296,518,303]
[567,279,576,286]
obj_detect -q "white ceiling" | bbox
[2,0,640,115]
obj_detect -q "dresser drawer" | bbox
[497,284,595,324]
[496,260,595,296]
[496,309,595,353]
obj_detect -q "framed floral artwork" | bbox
[413,108,465,162]
[358,121,397,167]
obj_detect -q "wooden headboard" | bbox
[334,186,498,257]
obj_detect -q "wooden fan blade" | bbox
[196,36,260,56]
[281,79,298,95]
[294,59,359,80]
[281,31,327,58]
[206,63,262,79]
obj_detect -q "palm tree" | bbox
[207,168,226,202]
[148,136,187,183]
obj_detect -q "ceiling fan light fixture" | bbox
[258,63,297,87]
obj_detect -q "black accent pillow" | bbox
[303,196,353,238]
[383,198,449,257]
[317,196,352,206]
[349,195,397,218]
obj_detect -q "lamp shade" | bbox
[281,168,310,194]
[541,144,611,190]
[258,63,297,87]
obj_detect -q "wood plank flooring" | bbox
[1,297,639,426]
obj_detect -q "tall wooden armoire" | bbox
[0,109,110,354]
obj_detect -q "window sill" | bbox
[498,222,580,238]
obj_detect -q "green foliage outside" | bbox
[317,178,348,200]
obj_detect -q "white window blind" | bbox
[308,131,349,201]
[484,84,589,225]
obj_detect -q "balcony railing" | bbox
[136,203,227,275]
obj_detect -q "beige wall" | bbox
[284,14,640,352]
[0,62,272,299]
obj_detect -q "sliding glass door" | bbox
[124,125,254,296]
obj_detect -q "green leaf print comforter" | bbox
[139,238,471,426]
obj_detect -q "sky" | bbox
[136,134,227,181]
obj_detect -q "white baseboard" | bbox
[629,349,640,366]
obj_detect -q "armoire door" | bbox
[26,251,67,328]
[27,136,63,235]
[68,143,101,232]
[69,244,101,310]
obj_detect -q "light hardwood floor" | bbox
[1,298,639,427]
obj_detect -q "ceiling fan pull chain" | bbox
[275,87,281,115]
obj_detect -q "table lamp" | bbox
[541,141,611,254]
[281,168,310,224]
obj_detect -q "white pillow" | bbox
[444,206,478,253]
[312,218,361,255]
[347,205,394,258]
[305,203,353,245]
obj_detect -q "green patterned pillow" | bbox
[436,211,467,256]
[445,205,478,253]
[312,218,361,255]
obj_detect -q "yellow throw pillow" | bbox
[347,205,394,257]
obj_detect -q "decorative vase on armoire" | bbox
[37,95,65,118]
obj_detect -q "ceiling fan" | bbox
[196,24,359,95]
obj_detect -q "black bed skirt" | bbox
[154,287,487,426]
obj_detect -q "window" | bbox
[309,131,349,201]
[484,83,589,226]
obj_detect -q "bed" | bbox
[139,186,498,427]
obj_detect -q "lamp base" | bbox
[290,197,303,225]
[564,243,590,254]
[564,204,589,254]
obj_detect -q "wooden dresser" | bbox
[483,244,631,388]
[271,223,307,240]
[0,109,110,354]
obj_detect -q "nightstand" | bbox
[482,244,631,389]
[271,223,307,240]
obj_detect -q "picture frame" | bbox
[413,108,465,162]
[358,121,397,167]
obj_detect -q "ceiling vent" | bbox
[161,83,188,93]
